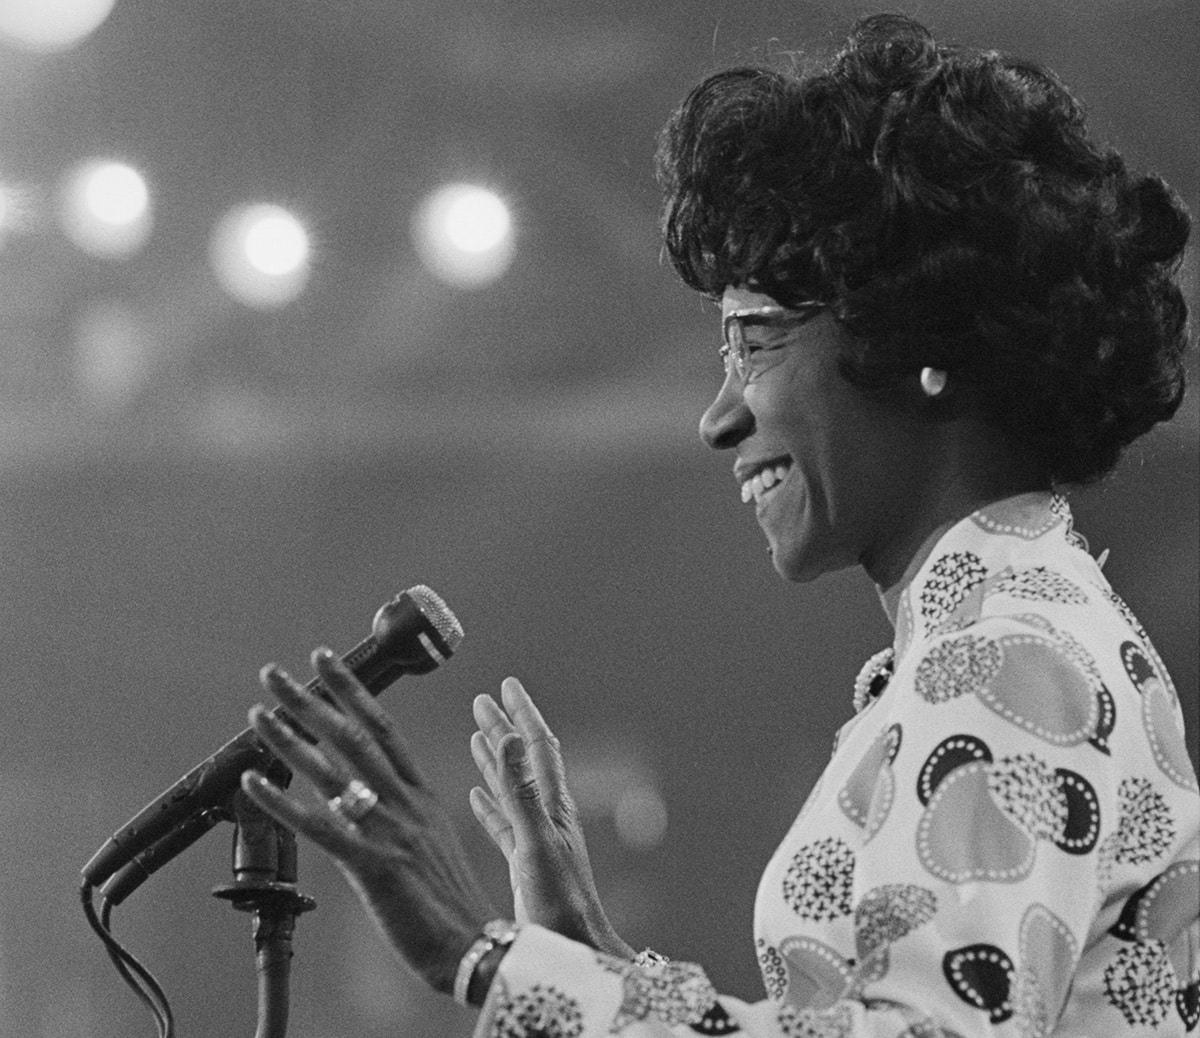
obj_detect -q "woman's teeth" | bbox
[741,462,791,504]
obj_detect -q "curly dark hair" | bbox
[656,14,1191,484]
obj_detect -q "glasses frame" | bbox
[719,302,827,385]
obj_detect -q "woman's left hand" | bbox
[469,678,633,960]
[239,648,495,996]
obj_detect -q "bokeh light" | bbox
[0,178,41,242]
[59,160,153,260]
[209,203,312,310]
[243,211,310,276]
[613,784,669,850]
[0,0,117,53]
[74,299,151,408]
[85,163,148,225]
[0,182,13,246]
[412,182,515,288]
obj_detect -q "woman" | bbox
[240,15,1198,1037]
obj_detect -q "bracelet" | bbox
[633,948,670,969]
[453,919,518,1006]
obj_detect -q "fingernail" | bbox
[312,647,337,665]
[262,667,297,697]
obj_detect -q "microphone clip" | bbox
[212,789,316,921]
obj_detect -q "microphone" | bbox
[82,585,464,894]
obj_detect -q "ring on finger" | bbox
[328,778,379,823]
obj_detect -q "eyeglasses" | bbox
[719,302,827,385]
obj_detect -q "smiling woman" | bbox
[236,13,1197,1038]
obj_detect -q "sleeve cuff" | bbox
[474,924,721,1036]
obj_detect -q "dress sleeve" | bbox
[474,924,770,1037]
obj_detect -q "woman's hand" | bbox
[239,649,494,997]
[469,677,634,960]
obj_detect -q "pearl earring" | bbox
[920,367,948,397]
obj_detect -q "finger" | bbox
[472,693,516,753]
[499,678,570,810]
[262,663,358,747]
[313,650,423,787]
[250,703,348,799]
[264,661,406,799]
[241,770,364,860]
[469,785,515,856]
[494,732,552,846]
[470,730,503,800]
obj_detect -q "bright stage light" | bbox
[413,183,514,288]
[0,0,117,53]
[243,212,309,276]
[210,203,311,309]
[60,160,153,259]
[85,163,148,225]
[444,189,510,253]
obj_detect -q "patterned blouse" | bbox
[474,493,1199,1038]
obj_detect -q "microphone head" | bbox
[366,585,464,676]
[405,584,465,654]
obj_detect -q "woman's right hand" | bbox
[470,677,634,960]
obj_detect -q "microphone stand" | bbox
[213,791,316,1038]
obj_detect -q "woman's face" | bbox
[700,286,926,585]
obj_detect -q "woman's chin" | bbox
[767,530,852,584]
[766,535,812,582]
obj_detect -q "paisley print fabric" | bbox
[476,493,1199,1037]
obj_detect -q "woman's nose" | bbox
[699,374,753,449]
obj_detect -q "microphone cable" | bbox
[81,878,175,1037]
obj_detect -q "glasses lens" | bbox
[721,304,826,383]
[722,317,746,382]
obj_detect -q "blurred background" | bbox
[0,0,1195,1035]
